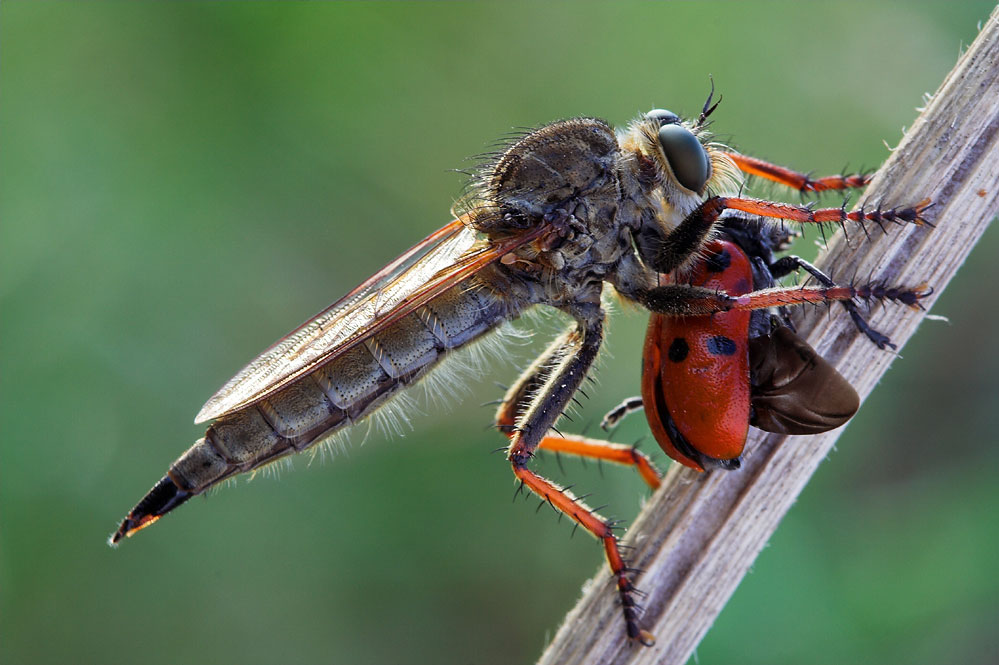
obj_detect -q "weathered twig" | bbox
[537,8,999,665]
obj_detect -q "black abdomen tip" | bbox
[109,475,192,546]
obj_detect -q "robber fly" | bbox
[112,91,930,645]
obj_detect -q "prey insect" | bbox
[112,92,930,646]
[600,216,927,475]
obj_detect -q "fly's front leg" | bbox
[637,196,930,276]
[494,305,655,646]
[723,152,872,194]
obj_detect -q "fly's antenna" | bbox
[696,76,722,129]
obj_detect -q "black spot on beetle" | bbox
[668,338,689,363]
[705,248,731,273]
[706,335,737,356]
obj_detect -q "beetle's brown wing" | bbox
[748,325,860,434]
[196,216,549,423]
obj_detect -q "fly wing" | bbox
[748,325,860,435]
[196,218,546,423]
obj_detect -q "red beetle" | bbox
[629,218,867,471]
[600,214,930,472]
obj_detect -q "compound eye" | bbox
[646,108,680,126]
[657,124,711,193]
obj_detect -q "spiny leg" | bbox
[723,152,871,194]
[638,195,930,275]
[495,305,655,646]
[498,409,662,491]
[769,254,897,349]
[496,333,661,489]
[639,281,931,318]
[535,434,662,491]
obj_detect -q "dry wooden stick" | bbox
[537,9,999,665]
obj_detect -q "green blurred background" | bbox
[2,3,997,664]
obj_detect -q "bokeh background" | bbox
[2,3,997,664]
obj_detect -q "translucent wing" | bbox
[196,217,547,423]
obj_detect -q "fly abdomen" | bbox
[112,279,510,543]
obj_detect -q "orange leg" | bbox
[511,464,654,646]
[641,281,931,318]
[495,315,655,645]
[716,196,931,228]
[728,282,931,312]
[639,194,931,277]
[723,152,872,193]
[494,346,661,490]
[535,434,662,490]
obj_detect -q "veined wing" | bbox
[196,217,547,423]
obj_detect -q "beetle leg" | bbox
[600,396,645,431]
[722,152,872,194]
[770,254,897,349]
[494,305,655,646]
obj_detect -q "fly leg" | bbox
[722,152,872,194]
[494,304,655,646]
[534,434,662,490]
[770,254,898,349]
[635,196,930,275]
[495,329,661,489]
[638,281,931,318]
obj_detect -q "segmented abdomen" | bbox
[169,279,509,495]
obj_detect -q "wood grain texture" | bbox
[537,8,999,665]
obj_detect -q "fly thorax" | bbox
[470,117,620,235]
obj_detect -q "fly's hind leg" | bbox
[534,434,662,490]
[494,304,655,646]
[495,327,661,490]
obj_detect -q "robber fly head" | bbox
[622,106,741,219]
[647,108,713,194]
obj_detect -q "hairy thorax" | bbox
[466,117,678,310]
